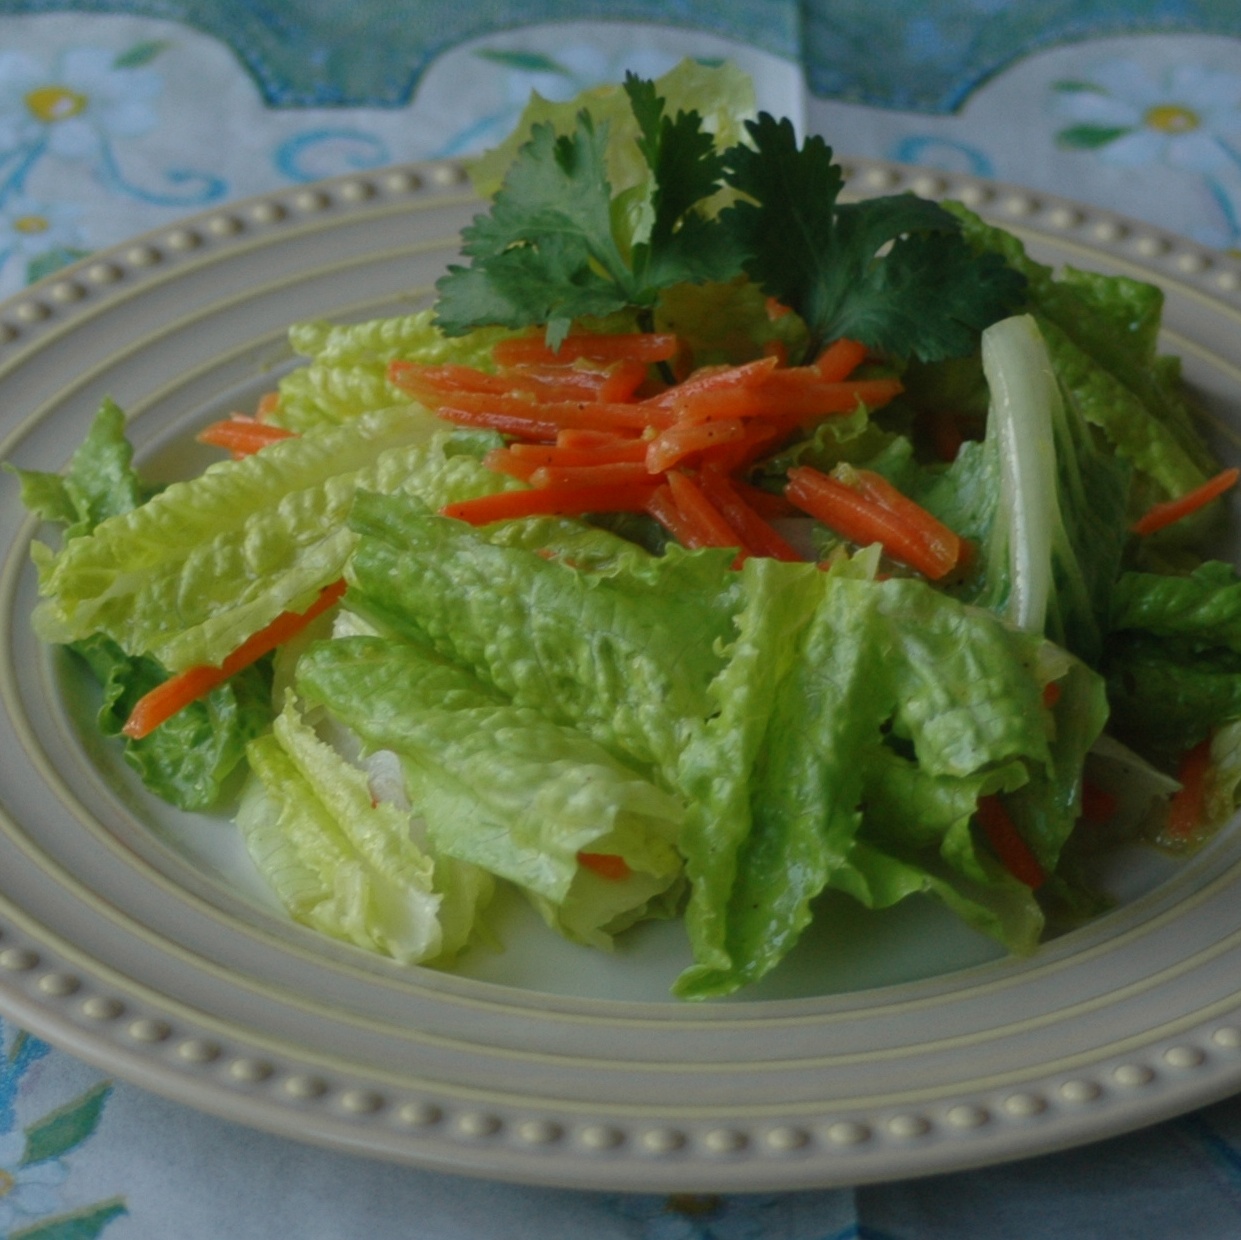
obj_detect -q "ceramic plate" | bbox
[1,160,1241,1193]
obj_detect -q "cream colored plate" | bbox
[1,160,1241,1192]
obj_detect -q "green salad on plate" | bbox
[12,61,1241,999]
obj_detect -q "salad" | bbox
[11,61,1241,1000]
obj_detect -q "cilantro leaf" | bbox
[623,74,740,289]
[719,113,1026,362]
[434,77,737,347]
[435,113,632,346]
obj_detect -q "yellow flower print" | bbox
[1054,60,1241,175]
[0,46,161,159]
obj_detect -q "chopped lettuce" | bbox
[15,67,1239,998]
[7,398,157,539]
[295,633,685,948]
[73,631,271,811]
[334,495,1106,996]
[239,694,491,963]
[675,564,1106,998]
[1104,561,1241,755]
[950,204,1216,507]
[969,314,1131,662]
[343,491,743,777]
[30,412,505,671]
[275,310,516,432]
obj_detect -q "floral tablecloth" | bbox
[3,3,1241,1237]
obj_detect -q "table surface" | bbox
[3,3,1241,1237]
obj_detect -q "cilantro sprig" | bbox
[435,74,738,348]
[717,114,1027,363]
[434,76,1026,361]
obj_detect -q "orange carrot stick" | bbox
[813,338,868,381]
[122,579,347,739]
[577,852,633,882]
[508,438,648,466]
[664,470,747,555]
[421,390,662,434]
[197,416,297,457]
[1131,467,1240,536]
[645,419,747,474]
[1166,738,1213,841]
[975,795,1046,889]
[254,391,281,420]
[697,467,803,562]
[440,482,661,525]
[529,461,654,489]
[785,465,962,579]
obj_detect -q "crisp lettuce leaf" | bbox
[31,414,504,671]
[1105,562,1241,755]
[342,492,743,777]
[1111,560,1241,644]
[674,567,1102,999]
[72,632,271,811]
[295,633,685,948]
[950,204,1216,506]
[7,398,156,539]
[338,497,1100,995]
[275,310,516,432]
[239,695,491,963]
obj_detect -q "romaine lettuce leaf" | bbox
[239,694,491,963]
[31,414,504,672]
[8,398,157,539]
[72,631,271,811]
[950,204,1216,505]
[338,496,1101,996]
[342,492,743,777]
[1105,562,1241,755]
[295,633,685,948]
[276,312,517,431]
[674,567,1102,999]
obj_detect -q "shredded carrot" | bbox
[663,471,747,556]
[728,476,800,520]
[197,416,297,457]
[255,391,281,420]
[702,421,789,474]
[813,338,867,381]
[649,357,900,425]
[485,440,650,482]
[441,483,661,525]
[122,579,347,739]
[508,437,648,466]
[431,403,561,441]
[553,427,642,452]
[417,390,662,434]
[697,467,803,562]
[1041,680,1063,709]
[1132,467,1240,536]
[482,446,541,482]
[974,795,1046,889]
[492,332,680,367]
[577,852,633,882]
[529,461,654,489]
[644,483,696,546]
[785,465,963,579]
[645,418,747,474]
[1080,780,1119,824]
[1166,738,1213,841]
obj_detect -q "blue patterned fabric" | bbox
[0,4,1240,1237]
